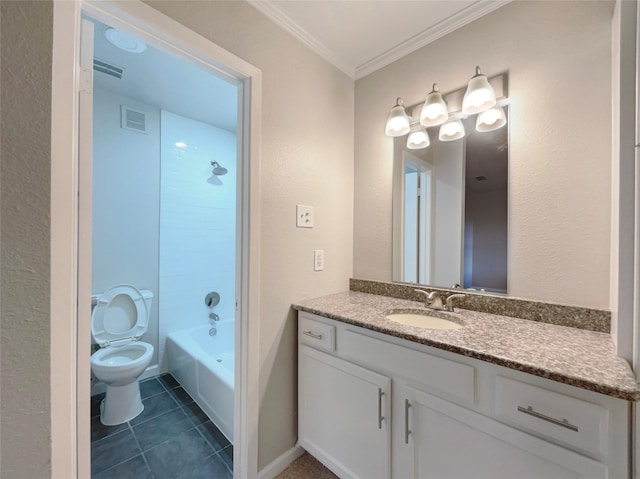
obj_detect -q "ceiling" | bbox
[248,0,511,79]
[93,20,239,132]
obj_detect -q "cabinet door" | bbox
[299,345,391,479]
[402,386,607,479]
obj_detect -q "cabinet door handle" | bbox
[404,399,411,444]
[378,388,385,429]
[302,330,322,340]
[517,405,579,432]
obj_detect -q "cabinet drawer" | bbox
[495,376,609,458]
[343,329,475,405]
[299,313,336,353]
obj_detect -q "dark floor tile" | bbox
[219,445,233,471]
[129,391,179,426]
[91,428,141,474]
[140,377,165,399]
[159,373,179,390]
[182,400,209,426]
[197,420,231,452]
[168,386,194,406]
[133,407,194,451]
[93,454,152,479]
[174,452,232,479]
[145,428,216,479]
[91,393,105,418]
[91,414,128,442]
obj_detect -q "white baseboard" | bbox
[257,445,305,479]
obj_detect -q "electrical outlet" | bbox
[296,205,314,228]
[314,249,325,271]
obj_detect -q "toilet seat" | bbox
[92,284,149,348]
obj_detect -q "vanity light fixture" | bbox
[385,97,411,137]
[476,105,507,132]
[420,84,448,127]
[462,66,496,115]
[439,119,465,142]
[407,123,430,149]
[385,68,507,149]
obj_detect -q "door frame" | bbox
[51,1,262,477]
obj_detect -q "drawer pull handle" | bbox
[302,330,323,340]
[517,405,579,432]
[404,399,412,444]
[378,388,385,429]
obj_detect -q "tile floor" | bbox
[91,373,233,479]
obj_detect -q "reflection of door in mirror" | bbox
[403,152,432,284]
[393,112,508,293]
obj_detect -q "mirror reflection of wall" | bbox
[394,113,508,293]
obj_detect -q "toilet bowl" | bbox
[90,284,154,426]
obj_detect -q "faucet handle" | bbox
[445,293,466,312]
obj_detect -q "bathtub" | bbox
[167,323,234,442]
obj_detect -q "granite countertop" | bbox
[293,291,639,401]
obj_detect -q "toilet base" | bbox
[100,381,144,426]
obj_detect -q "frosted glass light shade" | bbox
[476,106,506,132]
[407,124,430,149]
[439,119,465,141]
[420,84,448,127]
[462,66,496,115]
[385,98,411,136]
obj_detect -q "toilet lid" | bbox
[92,285,149,347]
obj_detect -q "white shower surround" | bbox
[158,110,237,372]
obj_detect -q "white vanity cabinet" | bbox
[298,319,391,479]
[401,386,606,479]
[297,312,631,479]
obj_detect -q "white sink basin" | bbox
[385,309,463,330]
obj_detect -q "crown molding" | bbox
[247,0,512,81]
[355,0,512,79]
[247,0,356,78]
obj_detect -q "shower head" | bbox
[211,161,228,176]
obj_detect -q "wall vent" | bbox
[93,58,123,79]
[121,105,148,134]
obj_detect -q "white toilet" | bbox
[90,284,154,425]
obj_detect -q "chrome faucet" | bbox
[414,289,444,310]
[414,289,465,312]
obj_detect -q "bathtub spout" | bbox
[209,327,217,336]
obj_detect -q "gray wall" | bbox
[1,1,53,477]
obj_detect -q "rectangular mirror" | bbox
[393,111,508,293]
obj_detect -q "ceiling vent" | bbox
[93,58,123,79]
[121,105,148,134]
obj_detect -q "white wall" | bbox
[354,0,613,309]
[158,110,236,371]
[92,88,161,366]
[145,1,355,469]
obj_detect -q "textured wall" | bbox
[354,1,613,309]
[144,1,355,469]
[0,1,53,477]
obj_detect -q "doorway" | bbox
[50,2,261,477]
[87,16,239,477]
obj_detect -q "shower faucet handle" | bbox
[209,313,220,323]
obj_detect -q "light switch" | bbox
[296,205,314,228]
[314,249,324,271]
